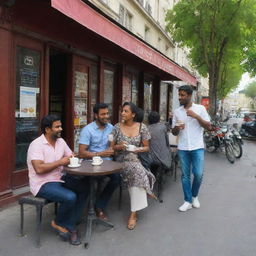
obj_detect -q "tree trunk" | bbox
[208,72,218,118]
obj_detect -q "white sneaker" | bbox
[192,197,200,208]
[178,201,192,212]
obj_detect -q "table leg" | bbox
[84,176,114,248]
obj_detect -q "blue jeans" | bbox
[37,175,89,232]
[178,149,204,203]
[95,173,120,210]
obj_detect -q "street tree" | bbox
[218,49,243,99]
[243,81,256,108]
[165,0,256,116]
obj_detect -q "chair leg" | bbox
[35,205,43,247]
[20,203,24,236]
[54,202,58,215]
[118,185,122,210]
[157,167,164,202]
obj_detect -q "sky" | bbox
[235,72,256,92]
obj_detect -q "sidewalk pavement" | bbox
[1,140,256,256]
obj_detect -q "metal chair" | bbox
[18,195,58,247]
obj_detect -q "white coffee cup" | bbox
[176,120,185,129]
[70,156,79,166]
[92,156,103,165]
[127,144,136,151]
[108,134,114,142]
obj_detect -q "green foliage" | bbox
[218,48,243,99]
[165,0,256,114]
[243,81,256,99]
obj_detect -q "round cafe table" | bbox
[64,160,124,248]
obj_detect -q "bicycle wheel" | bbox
[225,142,235,163]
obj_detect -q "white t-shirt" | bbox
[172,103,210,150]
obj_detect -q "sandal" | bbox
[51,220,70,241]
[127,216,137,230]
[148,193,158,201]
[95,208,108,221]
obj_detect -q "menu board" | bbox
[15,46,41,169]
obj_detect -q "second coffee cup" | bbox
[92,156,103,165]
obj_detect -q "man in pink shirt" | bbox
[27,115,88,245]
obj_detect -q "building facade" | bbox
[0,0,196,206]
[88,0,209,120]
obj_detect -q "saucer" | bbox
[91,161,103,166]
[127,147,137,152]
[67,164,81,168]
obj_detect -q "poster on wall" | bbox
[74,71,88,126]
[75,71,88,98]
[201,97,210,110]
[19,86,37,117]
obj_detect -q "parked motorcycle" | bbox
[230,125,243,158]
[240,120,256,137]
[204,122,236,163]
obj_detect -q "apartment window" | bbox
[125,11,133,30]
[145,26,150,42]
[145,1,152,15]
[119,5,124,25]
[165,45,169,55]
[136,0,144,6]
[119,5,133,31]
[158,37,162,51]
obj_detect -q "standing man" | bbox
[172,85,211,212]
[79,103,120,220]
[27,114,89,245]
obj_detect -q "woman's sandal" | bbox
[148,193,158,201]
[127,217,137,230]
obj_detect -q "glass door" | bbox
[15,46,41,170]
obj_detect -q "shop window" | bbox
[159,83,168,121]
[103,69,114,118]
[123,71,138,106]
[168,84,173,118]
[90,65,98,121]
[15,46,41,170]
[131,74,139,106]
[143,80,153,121]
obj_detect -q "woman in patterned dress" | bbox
[110,102,156,230]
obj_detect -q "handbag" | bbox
[137,123,153,170]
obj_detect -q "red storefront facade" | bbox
[0,0,196,207]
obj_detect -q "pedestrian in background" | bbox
[172,85,211,212]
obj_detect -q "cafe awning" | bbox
[51,0,197,86]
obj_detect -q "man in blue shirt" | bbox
[79,103,120,220]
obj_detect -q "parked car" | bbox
[242,112,256,122]
[240,120,256,137]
